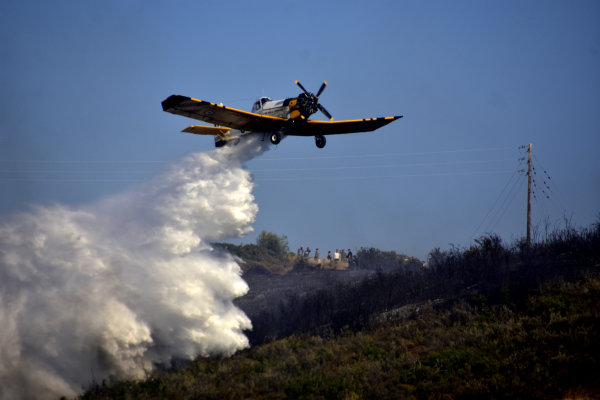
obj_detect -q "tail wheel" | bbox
[270,132,281,145]
[315,135,326,148]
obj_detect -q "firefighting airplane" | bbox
[161,81,403,148]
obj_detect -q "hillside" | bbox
[238,222,600,347]
[79,273,600,399]
[77,221,600,399]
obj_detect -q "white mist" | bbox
[0,137,270,399]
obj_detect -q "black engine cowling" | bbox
[296,92,319,118]
[289,81,333,121]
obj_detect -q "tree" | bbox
[427,247,445,268]
[256,230,290,259]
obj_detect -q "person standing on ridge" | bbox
[314,248,320,261]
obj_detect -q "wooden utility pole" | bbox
[526,143,532,246]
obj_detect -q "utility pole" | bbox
[527,143,532,246]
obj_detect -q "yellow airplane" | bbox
[162,81,403,149]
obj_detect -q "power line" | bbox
[0,170,155,173]
[0,178,145,182]
[0,170,515,182]
[489,176,527,233]
[251,159,516,172]
[482,171,525,234]
[221,96,259,103]
[255,146,518,161]
[532,173,550,222]
[533,189,549,223]
[254,170,514,181]
[0,160,167,163]
[533,185,550,222]
[532,154,571,211]
[0,146,517,164]
[0,159,516,175]
[533,175,567,220]
[468,166,520,243]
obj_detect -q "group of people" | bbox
[297,246,353,263]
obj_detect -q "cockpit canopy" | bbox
[252,97,272,112]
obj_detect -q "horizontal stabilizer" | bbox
[182,125,231,140]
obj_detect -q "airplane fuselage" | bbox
[251,97,296,119]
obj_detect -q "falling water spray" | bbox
[0,137,270,399]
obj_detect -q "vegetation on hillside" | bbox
[352,247,423,271]
[78,273,600,399]
[246,221,600,346]
[213,230,292,274]
[76,219,600,399]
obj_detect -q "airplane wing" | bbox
[182,125,232,140]
[162,95,286,132]
[290,116,403,137]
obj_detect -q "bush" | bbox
[255,230,290,259]
[213,231,292,274]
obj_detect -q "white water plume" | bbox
[0,137,270,399]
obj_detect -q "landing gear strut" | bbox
[315,135,326,149]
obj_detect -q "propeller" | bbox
[294,80,333,120]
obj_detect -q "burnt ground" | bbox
[235,267,376,320]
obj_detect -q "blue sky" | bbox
[1,1,599,260]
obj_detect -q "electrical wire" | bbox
[532,182,550,222]
[0,170,155,174]
[0,159,516,175]
[1,170,515,182]
[0,160,168,163]
[255,146,518,161]
[533,153,571,211]
[532,174,550,222]
[0,146,517,164]
[253,170,514,181]
[251,159,516,172]
[0,147,518,183]
[0,178,145,182]
[533,190,549,223]
[467,166,520,243]
[532,163,569,220]
[489,176,527,233]
[221,96,258,103]
[482,172,525,234]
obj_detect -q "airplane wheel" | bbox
[270,132,281,145]
[315,135,326,148]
